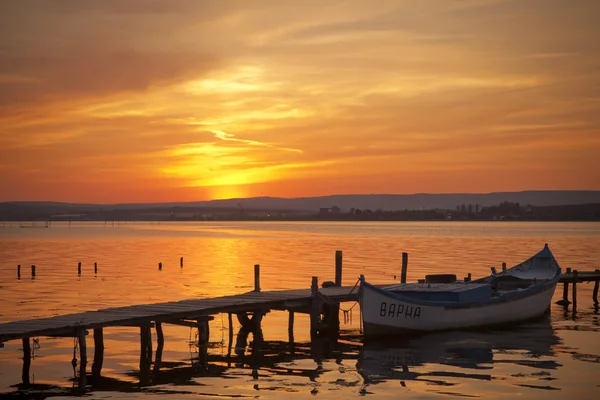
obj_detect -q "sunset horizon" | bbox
[1,1,599,203]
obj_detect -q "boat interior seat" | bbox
[492,275,548,291]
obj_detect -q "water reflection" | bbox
[358,317,561,392]
[1,317,568,398]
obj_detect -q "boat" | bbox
[359,244,561,337]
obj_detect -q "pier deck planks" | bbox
[0,286,361,343]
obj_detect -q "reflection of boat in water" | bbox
[357,318,560,385]
[359,244,561,336]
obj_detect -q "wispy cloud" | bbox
[0,0,599,201]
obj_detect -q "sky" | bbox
[1,0,599,203]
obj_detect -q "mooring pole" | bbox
[22,337,31,386]
[401,252,408,283]
[94,262,97,275]
[17,264,21,279]
[593,270,599,305]
[335,250,343,286]
[92,328,104,377]
[78,262,82,275]
[180,257,184,267]
[254,264,260,292]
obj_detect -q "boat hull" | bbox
[360,280,558,337]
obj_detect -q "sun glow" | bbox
[210,185,248,200]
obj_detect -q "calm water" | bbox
[0,221,599,399]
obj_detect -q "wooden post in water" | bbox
[78,262,82,275]
[180,257,184,267]
[310,276,321,338]
[158,262,162,271]
[94,262,97,275]
[401,252,408,283]
[593,270,599,305]
[31,265,35,278]
[572,270,578,309]
[22,337,31,386]
[288,311,295,344]
[154,322,164,373]
[502,262,507,273]
[254,264,260,292]
[92,328,104,377]
[77,328,87,389]
[335,250,343,286]
[197,318,209,368]
[17,264,21,279]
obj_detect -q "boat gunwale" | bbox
[360,247,561,309]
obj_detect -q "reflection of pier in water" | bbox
[3,320,359,398]
[357,318,561,389]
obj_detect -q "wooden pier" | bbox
[1,251,599,392]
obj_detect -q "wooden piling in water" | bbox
[94,262,97,274]
[180,257,184,267]
[593,270,599,305]
[154,322,164,373]
[31,265,35,278]
[335,250,343,286]
[17,264,20,279]
[158,262,162,271]
[288,311,295,344]
[502,262,507,273]
[78,262,82,275]
[22,337,31,385]
[92,328,104,376]
[572,270,578,308]
[401,252,408,283]
[77,328,87,388]
[254,264,260,292]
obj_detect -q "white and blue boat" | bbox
[359,244,561,337]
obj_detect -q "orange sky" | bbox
[1,0,599,203]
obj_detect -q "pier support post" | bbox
[154,322,164,373]
[22,337,31,386]
[254,264,260,292]
[92,328,104,377]
[288,311,295,344]
[197,318,210,369]
[335,250,343,286]
[139,325,152,384]
[593,270,599,305]
[401,252,408,283]
[557,268,572,306]
[310,276,323,338]
[77,328,87,389]
[572,270,578,309]
[227,313,234,359]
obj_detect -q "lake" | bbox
[0,221,599,399]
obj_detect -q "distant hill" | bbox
[202,191,600,212]
[1,191,600,221]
